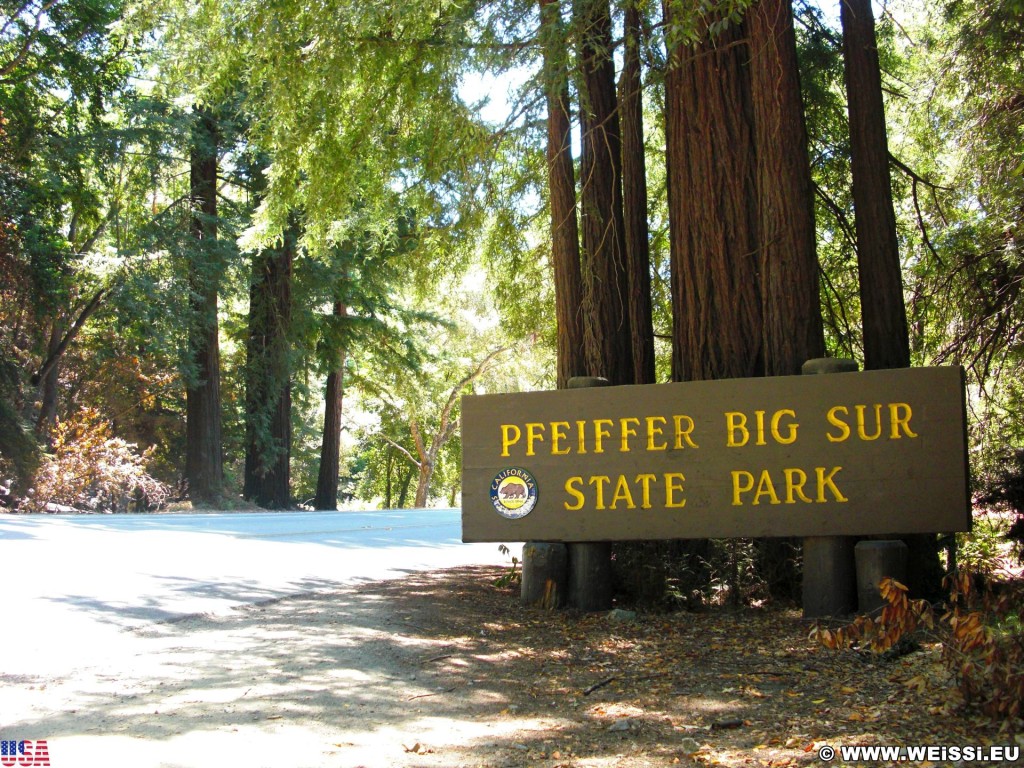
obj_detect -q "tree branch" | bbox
[409,417,428,463]
[381,435,421,469]
[813,182,858,252]
[441,346,511,431]
[34,287,107,386]
[0,0,60,80]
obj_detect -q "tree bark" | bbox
[185,106,223,505]
[841,0,940,598]
[841,0,909,371]
[749,0,825,375]
[313,300,348,511]
[539,0,586,389]
[620,2,656,385]
[664,7,762,383]
[243,226,294,509]
[575,0,632,385]
[35,319,62,440]
[411,419,433,509]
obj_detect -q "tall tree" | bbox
[664,4,762,382]
[841,0,909,371]
[539,0,585,389]
[575,0,632,385]
[619,0,656,385]
[184,107,224,504]
[243,223,294,509]
[841,0,940,597]
[749,0,825,375]
[313,299,348,510]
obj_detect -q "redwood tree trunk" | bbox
[313,300,347,510]
[664,9,762,383]
[620,2,656,385]
[575,0,632,385]
[185,107,223,505]
[841,0,909,370]
[841,0,940,597]
[540,0,585,389]
[243,227,294,509]
[749,0,825,375]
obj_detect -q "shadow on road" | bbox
[0,566,585,767]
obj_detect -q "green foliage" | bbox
[0,355,39,492]
[977,448,1024,563]
[159,0,494,257]
[493,543,521,588]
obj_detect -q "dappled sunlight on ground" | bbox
[1,565,1017,767]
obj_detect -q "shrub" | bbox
[977,448,1024,563]
[814,572,1024,727]
[24,408,171,513]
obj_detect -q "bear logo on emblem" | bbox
[490,468,538,519]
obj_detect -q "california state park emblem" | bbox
[489,467,539,519]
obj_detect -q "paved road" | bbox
[0,509,515,675]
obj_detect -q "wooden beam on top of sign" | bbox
[460,366,970,543]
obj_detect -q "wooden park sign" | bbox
[461,366,970,542]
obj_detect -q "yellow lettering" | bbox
[620,417,640,452]
[753,470,781,505]
[731,470,755,505]
[888,403,917,439]
[525,422,545,456]
[754,410,768,446]
[610,475,636,509]
[500,424,521,457]
[726,412,749,447]
[855,404,883,441]
[646,416,668,451]
[593,419,613,454]
[576,420,587,454]
[771,409,799,445]
[815,466,848,502]
[757,468,778,505]
[635,474,657,509]
[665,472,687,508]
[564,476,585,510]
[550,421,571,455]
[784,468,813,503]
[673,415,699,449]
[826,406,851,443]
[589,475,611,509]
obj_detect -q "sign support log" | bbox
[521,541,568,608]
[801,358,859,618]
[566,377,613,612]
[855,539,908,613]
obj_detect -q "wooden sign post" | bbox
[462,366,970,544]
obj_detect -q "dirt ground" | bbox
[2,564,1020,767]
